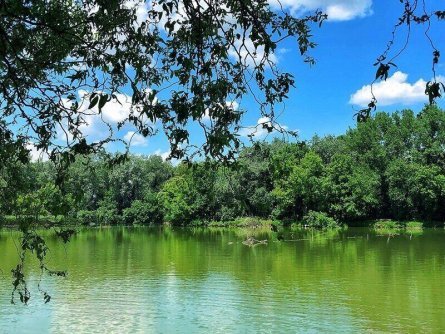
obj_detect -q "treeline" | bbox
[2,105,445,226]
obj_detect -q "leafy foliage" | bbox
[0,0,326,165]
[302,211,340,230]
[122,194,162,225]
[2,0,445,304]
[6,105,445,229]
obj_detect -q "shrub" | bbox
[302,211,340,229]
[229,217,274,228]
[372,220,402,236]
[218,206,242,222]
[189,219,207,227]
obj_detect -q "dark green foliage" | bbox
[157,175,196,225]
[122,195,162,225]
[5,105,445,228]
[77,210,99,226]
[96,205,121,226]
[386,160,445,220]
[372,220,402,236]
[324,154,380,221]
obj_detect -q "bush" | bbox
[188,219,207,227]
[229,217,274,228]
[372,220,402,236]
[302,211,340,229]
[403,221,424,236]
[217,205,242,222]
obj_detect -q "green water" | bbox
[0,227,444,333]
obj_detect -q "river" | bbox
[0,227,444,333]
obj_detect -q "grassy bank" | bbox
[2,213,444,231]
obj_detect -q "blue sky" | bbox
[28,0,445,160]
[266,0,445,140]
[137,0,444,157]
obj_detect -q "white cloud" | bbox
[202,100,240,121]
[349,71,429,107]
[153,149,172,161]
[124,0,149,25]
[124,131,148,147]
[76,90,141,124]
[57,89,156,144]
[239,116,289,139]
[229,37,278,68]
[26,143,49,162]
[269,0,373,21]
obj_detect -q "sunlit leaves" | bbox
[0,0,325,166]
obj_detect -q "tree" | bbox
[416,105,445,168]
[234,144,274,217]
[0,0,325,165]
[122,196,162,225]
[272,150,325,219]
[157,174,196,224]
[324,154,380,221]
[310,135,346,164]
[0,122,29,217]
[386,159,445,220]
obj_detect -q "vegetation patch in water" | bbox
[404,221,424,236]
[372,220,402,236]
[404,221,423,230]
[301,211,341,230]
[206,217,277,228]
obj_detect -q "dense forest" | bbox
[2,105,445,227]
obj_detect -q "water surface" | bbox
[1,227,444,333]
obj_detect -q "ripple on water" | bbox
[0,227,445,333]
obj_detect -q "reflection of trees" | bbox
[0,228,444,332]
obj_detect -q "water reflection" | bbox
[0,227,444,333]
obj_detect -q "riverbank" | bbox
[2,215,444,230]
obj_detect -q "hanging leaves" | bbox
[356,1,444,123]
[0,0,326,166]
[374,63,397,81]
[425,81,445,105]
